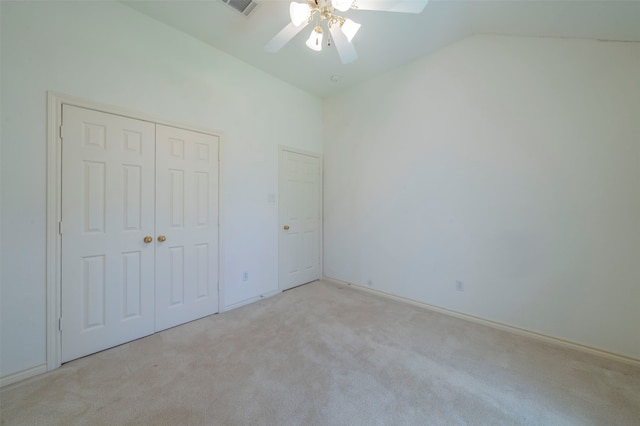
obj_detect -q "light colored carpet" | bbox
[1,280,639,425]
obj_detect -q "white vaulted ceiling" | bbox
[121,0,640,98]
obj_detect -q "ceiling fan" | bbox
[264,0,429,64]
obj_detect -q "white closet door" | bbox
[61,105,156,362]
[279,149,321,290]
[155,125,219,331]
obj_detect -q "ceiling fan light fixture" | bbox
[306,26,324,51]
[341,18,361,43]
[332,0,352,12]
[290,1,311,27]
[266,0,429,64]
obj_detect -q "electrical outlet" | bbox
[456,280,464,292]
[243,272,249,282]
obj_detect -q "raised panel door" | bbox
[279,149,321,290]
[155,125,219,331]
[61,105,156,362]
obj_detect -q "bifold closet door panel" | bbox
[60,106,220,362]
[61,105,156,362]
[155,124,219,331]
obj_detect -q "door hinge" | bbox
[58,221,62,235]
[58,317,62,332]
[59,125,63,139]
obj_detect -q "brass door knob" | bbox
[143,236,153,244]
[283,225,290,230]
[157,235,167,242]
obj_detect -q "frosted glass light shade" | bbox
[332,0,352,12]
[341,18,361,42]
[290,2,311,27]
[306,27,323,51]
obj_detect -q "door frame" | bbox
[277,145,323,291]
[46,92,223,371]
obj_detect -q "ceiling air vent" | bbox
[222,0,258,17]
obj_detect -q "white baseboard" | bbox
[222,289,282,312]
[2,289,282,387]
[0,363,49,388]
[323,276,640,368]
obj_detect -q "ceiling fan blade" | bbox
[264,21,310,53]
[352,0,428,13]
[329,24,358,64]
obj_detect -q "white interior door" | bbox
[155,125,219,331]
[61,107,220,362]
[61,105,156,362]
[278,148,321,290]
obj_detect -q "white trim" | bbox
[278,145,321,159]
[278,146,323,292]
[44,92,224,381]
[47,92,225,137]
[221,289,281,312]
[0,364,48,388]
[323,276,640,368]
[217,129,226,313]
[46,93,63,372]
